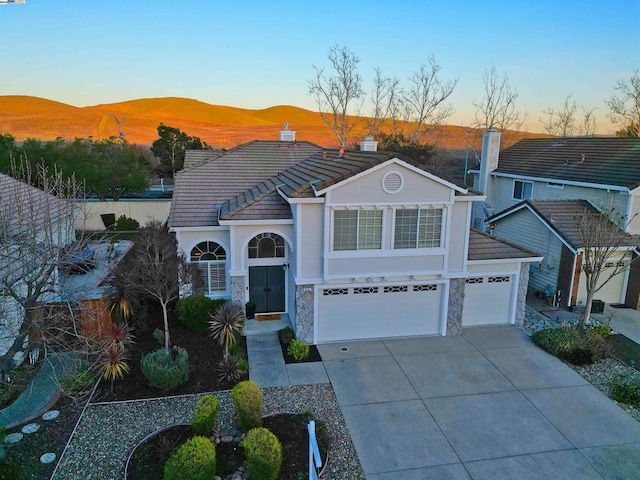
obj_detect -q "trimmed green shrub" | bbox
[243,427,282,480]
[287,339,310,361]
[114,215,140,231]
[164,436,216,480]
[231,380,263,430]
[532,325,609,365]
[178,294,215,332]
[191,395,219,436]
[593,323,612,338]
[278,327,294,347]
[141,347,189,390]
[609,376,640,407]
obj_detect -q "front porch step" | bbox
[243,313,290,336]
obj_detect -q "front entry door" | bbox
[249,266,285,313]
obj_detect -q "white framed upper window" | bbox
[393,208,443,249]
[333,209,383,251]
[513,180,533,200]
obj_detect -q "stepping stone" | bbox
[4,433,23,444]
[21,423,40,434]
[42,410,60,421]
[40,453,56,464]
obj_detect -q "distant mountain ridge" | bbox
[0,95,533,149]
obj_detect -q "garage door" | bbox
[462,276,513,326]
[316,283,442,343]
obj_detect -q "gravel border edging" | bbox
[52,384,364,480]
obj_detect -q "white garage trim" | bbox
[314,280,447,343]
[462,275,515,327]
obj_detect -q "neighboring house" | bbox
[470,131,640,234]
[487,200,639,308]
[470,131,640,309]
[0,173,76,360]
[169,127,541,344]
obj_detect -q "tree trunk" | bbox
[161,301,170,351]
[582,293,594,328]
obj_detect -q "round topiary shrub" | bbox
[178,294,215,332]
[141,347,189,390]
[164,436,216,480]
[231,380,263,430]
[191,394,219,436]
[243,427,282,480]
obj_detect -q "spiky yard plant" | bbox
[208,303,244,355]
[217,353,245,384]
[107,266,140,324]
[101,344,130,393]
[105,322,134,350]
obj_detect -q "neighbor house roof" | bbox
[467,229,541,261]
[488,200,640,251]
[169,141,323,227]
[183,149,225,170]
[492,137,640,190]
[172,141,475,227]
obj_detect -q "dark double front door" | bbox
[249,265,285,313]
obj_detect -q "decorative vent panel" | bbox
[354,287,379,294]
[414,284,437,292]
[466,278,484,284]
[383,285,408,293]
[382,172,404,194]
[323,288,349,296]
[488,276,510,283]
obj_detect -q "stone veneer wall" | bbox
[295,285,314,343]
[515,263,530,326]
[230,275,245,307]
[447,278,465,336]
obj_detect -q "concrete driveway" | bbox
[319,325,640,479]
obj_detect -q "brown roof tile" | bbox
[468,229,541,261]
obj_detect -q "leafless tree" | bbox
[398,58,458,142]
[575,207,639,326]
[541,95,579,137]
[368,68,400,137]
[606,70,640,137]
[122,220,192,351]
[308,45,365,147]
[581,107,598,136]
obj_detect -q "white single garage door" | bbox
[462,276,513,326]
[316,283,442,343]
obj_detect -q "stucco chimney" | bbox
[478,128,502,194]
[279,122,296,142]
[360,134,378,152]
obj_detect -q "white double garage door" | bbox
[316,276,514,343]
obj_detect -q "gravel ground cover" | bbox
[52,384,364,480]
[571,357,640,422]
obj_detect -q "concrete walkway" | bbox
[320,326,640,479]
[246,332,329,388]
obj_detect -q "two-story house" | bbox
[470,132,640,309]
[169,127,541,344]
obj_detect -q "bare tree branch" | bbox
[308,45,365,147]
[606,70,640,137]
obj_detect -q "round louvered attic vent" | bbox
[382,171,403,194]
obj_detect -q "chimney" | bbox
[279,122,296,142]
[478,128,502,194]
[360,134,378,152]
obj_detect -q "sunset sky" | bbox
[0,0,638,134]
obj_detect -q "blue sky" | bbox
[0,0,638,133]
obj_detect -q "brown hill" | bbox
[0,95,540,150]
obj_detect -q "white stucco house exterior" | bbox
[169,128,541,344]
[470,131,640,309]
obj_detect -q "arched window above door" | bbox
[248,233,286,258]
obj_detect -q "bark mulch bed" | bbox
[92,311,247,403]
[126,413,329,480]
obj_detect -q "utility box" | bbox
[591,299,605,314]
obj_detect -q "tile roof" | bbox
[183,150,225,169]
[494,137,640,189]
[467,229,541,261]
[169,141,322,227]
[489,200,640,250]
